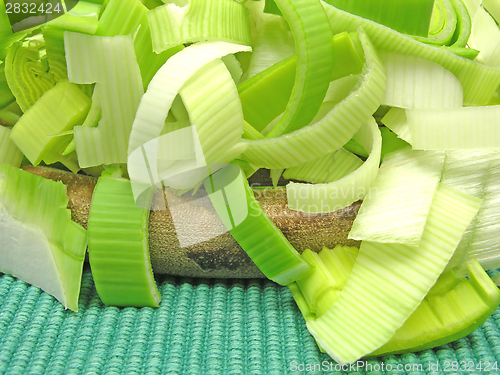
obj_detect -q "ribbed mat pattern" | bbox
[1,267,500,375]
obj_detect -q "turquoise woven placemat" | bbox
[1,267,500,375]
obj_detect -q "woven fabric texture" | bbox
[1,267,500,375]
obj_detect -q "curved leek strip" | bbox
[469,6,500,67]
[181,0,252,46]
[97,0,182,87]
[263,0,334,137]
[178,59,244,164]
[283,147,363,184]
[307,183,482,364]
[128,42,250,154]
[0,164,87,311]
[371,260,500,356]
[440,150,500,272]
[286,117,381,213]
[381,51,463,109]
[10,79,91,166]
[87,176,160,307]
[149,0,252,53]
[449,0,471,48]
[325,0,434,37]
[44,1,101,35]
[148,3,185,53]
[65,32,143,168]
[203,165,311,285]
[0,126,23,167]
[322,2,500,106]
[4,42,56,112]
[408,106,500,150]
[240,29,385,169]
[349,149,445,245]
[414,0,457,46]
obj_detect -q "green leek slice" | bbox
[0,164,87,311]
[87,176,160,307]
[449,0,471,48]
[97,0,182,87]
[379,127,411,160]
[324,0,434,37]
[408,106,500,150]
[414,0,458,46]
[381,50,463,109]
[178,58,244,164]
[204,165,311,285]
[149,0,252,53]
[4,42,56,112]
[322,2,500,106]
[349,149,446,245]
[371,260,500,356]
[239,28,385,169]
[263,0,334,137]
[286,117,381,213]
[307,183,482,364]
[9,79,91,166]
[0,126,23,167]
[65,32,143,168]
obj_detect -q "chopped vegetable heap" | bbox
[1,0,500,364]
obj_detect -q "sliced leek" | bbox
[307,183,482,364]
[322,2,500,106]
[240,29,385,169]
[286,117,381,213]
[264,0,334,137]
[9,79,91,166]
[349,149,446,245]
[381,50,463,109]
[65,32,143,168]
[87,176,160,307]
[0,126,23,167]
[204,165,311,285]
[0,164,87,311]
[408,106,500,150]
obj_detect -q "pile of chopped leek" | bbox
[1,0,500,364]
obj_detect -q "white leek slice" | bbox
[349,149,446,245]
[0,164,87,311]
[308,183,482,364]
[408,106,500,150]
[282,147,363,183]
[381,51,463,109]
[469,6,500,67]
[322,2,500,106]
[65,33,144,168]
[441,150,500,271]
[286,117,381,213]
[0,126,23,167]
[381,107,412,144]
[239,28,385,169]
